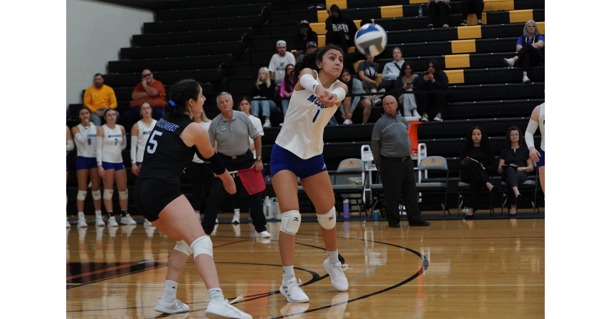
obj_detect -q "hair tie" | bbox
[168,100,176,108]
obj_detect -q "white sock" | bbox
[77,212,85,220]
[282,266,295,282]
[162,280,178,301]
[208,287,224,303]
[328,250,340,264]
[95,210,102,218]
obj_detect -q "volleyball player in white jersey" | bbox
[97,109,136,227]
[130,103,157,226]
[525,102,545,194]
[71,108,104,227]
[270,45,349,303]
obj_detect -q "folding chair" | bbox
[416,156,450,215]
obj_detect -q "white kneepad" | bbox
[103,189,114,200]
[280,210,302,235]
[118,190,128,200]
[91,190,101,200]
[173,240,193,256]
[76,190,87,201]
[190,236,213,258]
[317,207,337,230]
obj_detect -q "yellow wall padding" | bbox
[451,39,476,54]
[353,59,364,73]
[326,0,347,9]
[410,0,428,4]
[483,0,514,11]
[381,5,403,18]
[457,25,482,39]
[319,35,326,46]
[445,70,465,84]
[538,22,545,34]
[311,22,326,35]
[445,54,471,69]
[355,20,362,28]
[317,10,329,22]
[509,9,533,23]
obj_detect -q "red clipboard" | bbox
[237,167,266,195]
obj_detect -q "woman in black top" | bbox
[251,66,278,127]
[459,125,496,218]
[497,126,534,216]
[134,79,251,319]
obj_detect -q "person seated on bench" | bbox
[497,126,534,216]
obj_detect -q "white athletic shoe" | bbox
[66,220,71,228]
[95,216,106,227]
[77,217,88,228]
[280,278,310,303]
[323,258,349,291]
[231,214,240,224]
[120,214,137,225]
[206,299,252,319]
[257,230,271,238]
[154,297,189,314]
[108,216,119,227]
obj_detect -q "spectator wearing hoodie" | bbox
[325,4,357,53]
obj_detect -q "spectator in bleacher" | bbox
[497,126,534,217]
[297,41,318,64]
[83,73,118,126]
[72,107,103,228]
[270,45,349,303]
[460,0,484,26]
[395,62,421,119]
[238,96,264,160]
[96,109,136,227]
[503,20,545,84]
[379,47,405,92]
[357,54,383,105]
[202,92,270,238]
[525,103,545,194]
[339,68,373,124]
[251,66,278,128]
[292,20,318,61]
[124,69,167,131]
[66,125,75,228]
[279,63,297,117]
[268,40,296,90]
[414,59,448,121]
[427,0,451,28]
[325,4,357,53]
[370,95,430,228]
[459,125,496,218]
[129,102,157,226]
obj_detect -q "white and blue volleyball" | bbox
[354,23,388,57]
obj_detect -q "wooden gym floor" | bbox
[66,215,544,318]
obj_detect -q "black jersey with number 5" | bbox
[138,114,195,185]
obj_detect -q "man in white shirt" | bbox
[268,40,296,88]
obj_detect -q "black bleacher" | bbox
[67,0,545,214]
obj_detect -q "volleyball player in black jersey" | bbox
[134,79,251,319]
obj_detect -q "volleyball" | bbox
[354,23,388,57]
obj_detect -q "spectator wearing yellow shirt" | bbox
[83,73,118,126]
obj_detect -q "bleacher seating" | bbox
[67,0,544,215]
